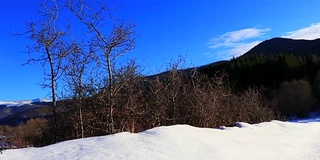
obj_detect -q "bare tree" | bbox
[63,42,84,138]
[65,0,136,133]
[63,40,97,138]
[23,0,69,141]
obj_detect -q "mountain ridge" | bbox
[0,99,52,126]
[198,37,320,73]
[0,98,52,107]
[243,37,320,57]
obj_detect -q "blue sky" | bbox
[1,0,320,100]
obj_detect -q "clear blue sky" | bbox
[1,0,320,100]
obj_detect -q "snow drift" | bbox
[1,120,320,160]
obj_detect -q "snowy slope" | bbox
[31,98,52,103]
[0,98,51,107]
[0,100,31,107]
[1,120,320,160]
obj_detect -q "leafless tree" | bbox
[23,0,69,140]
[63,41,97,138]
[65,0,136,133]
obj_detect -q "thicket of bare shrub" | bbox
[0,118,49,149]
[0,67,280,148]
[0,62,280,149]
[54,65,278,141]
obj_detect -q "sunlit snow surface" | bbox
[1,119,320,160]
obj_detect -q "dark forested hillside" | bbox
[197,38,320,118]
[199,54,320,90]
[244,37,320,56]
[199,38,320,90]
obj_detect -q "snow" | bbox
[31,98,52,103]
[1,119,320,160]
[0,101,17,107]
[0,100,30,107]
[0,98,51,107]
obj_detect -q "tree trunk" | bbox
[79,103,84,138]
[46,46,57,142]
[106,52,115,134]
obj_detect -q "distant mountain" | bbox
[243,37,320,56]
[198,37,320,71]
[196,37,320,91]
[0,98,52,107]
[0,99,52,126]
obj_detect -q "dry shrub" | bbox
[0,118,49,148]
[54,67,279,142]
[230,88,278,125]
[277,79,317,117]
[130,69,278,129]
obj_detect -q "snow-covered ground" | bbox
[1,119,320,160]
